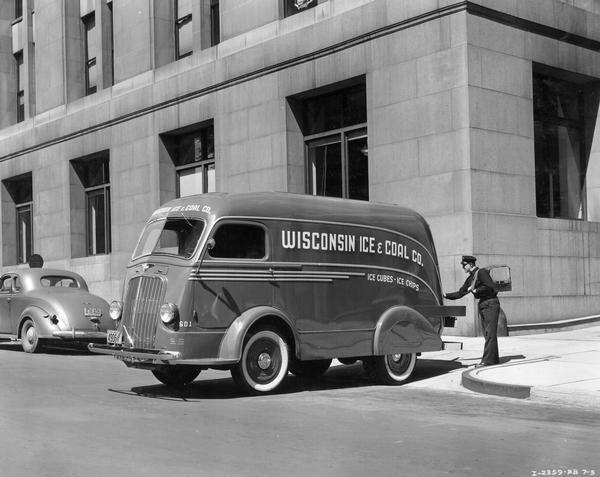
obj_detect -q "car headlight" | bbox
[109,301,123,321]
[160,303,178,324]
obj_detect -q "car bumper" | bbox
[88,343,238,366]
[53,330,107,340]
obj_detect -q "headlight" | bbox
[160,303,178,324]
[109,301,123,321]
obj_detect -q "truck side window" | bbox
[209,224,266,259]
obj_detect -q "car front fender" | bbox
[217,306,298,362]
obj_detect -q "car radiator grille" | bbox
[121,276,165,349]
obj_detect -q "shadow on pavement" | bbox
[499,354,526,364]
[110,358,467,401]
[0,341,94,355]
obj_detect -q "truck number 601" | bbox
[179,321,193,328]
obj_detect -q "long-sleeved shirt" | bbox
[445,267,498,301]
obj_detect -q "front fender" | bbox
[217,306,297,362]
[19,306,57,339]
[373,306,443,355]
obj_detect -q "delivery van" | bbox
[90,192,464,394]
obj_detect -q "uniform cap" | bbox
[461,255,477,265]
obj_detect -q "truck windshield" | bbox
[132,217,204,259]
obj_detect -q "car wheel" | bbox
[363,353,416,385]
[289,358,332,378]
[21,319,42,353]
[231,327,289,394]
[151,365,202,387]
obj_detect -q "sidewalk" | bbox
[420,325,600,407]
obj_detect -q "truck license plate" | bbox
[107,329,122,345]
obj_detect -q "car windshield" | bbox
[132,217,204,260]
[41,276,79,288]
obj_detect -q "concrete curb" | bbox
[461,366,532,399]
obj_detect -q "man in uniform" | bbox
[444,255,500,367]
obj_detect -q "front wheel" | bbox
[363,353,416,385]
[151,365,202,387]
[231,328,289,394]
[21,319,42,353]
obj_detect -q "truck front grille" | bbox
[121,276,165,349]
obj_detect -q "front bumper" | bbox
[53,330,107,340]
[88,343,237,366]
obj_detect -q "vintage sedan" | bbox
[0,268,112,353]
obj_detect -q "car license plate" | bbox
[107,329,122,345]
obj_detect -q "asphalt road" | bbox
[0,343,598,477]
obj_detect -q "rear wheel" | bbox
[289,358,332,379]
[363,353,416,385]
[231,327,289,394]
[151,365,202,387]
[21,319,42,353]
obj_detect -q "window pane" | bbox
[87,59,97,94]
[347,135,369,201]
[132,218,204,259]
[210,1,220,46]
[209,224,266,259]
[533,71,593,220]
[308,140,343,198]
[177,0,192,18]
[177,17,193,58]
[40,276,79,288]
[284,0,317,17]
[178,167,204,197]
[17,205,32,264]
[87,189,106,255]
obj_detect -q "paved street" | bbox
[0,343,598,477]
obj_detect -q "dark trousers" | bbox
[479,297,500,365]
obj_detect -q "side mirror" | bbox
[206,238,216,250]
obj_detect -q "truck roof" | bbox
[159,192,435,251]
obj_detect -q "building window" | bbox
[2,173,33,265]
[15,52,24,122]
[289,80,368,200]
[83,12,97,95]
[533,66,600,220]
[175,0,193,59]
[162,124,216,197]
[284,0,318,17]
[15,0,22,19]
[71,153,111,256]
[210,0,220,46]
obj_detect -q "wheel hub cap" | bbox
[257,352,272,370]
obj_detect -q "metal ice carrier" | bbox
[90,192,464,394]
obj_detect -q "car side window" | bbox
[0,276,12,293]
[209,223,267,260]
[13,277,22,292]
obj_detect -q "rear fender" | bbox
[217,306,298,362]
[19,306,56,339]
[373,306,443,355]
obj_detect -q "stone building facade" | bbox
[1,0,600,335]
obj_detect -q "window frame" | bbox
[85,183,111,256]
[15,51,24,123]
[305,124,368,200]
[208,221,269,261]
[16,202,33,265]
[83,12,97,95]
[209,0,220,46]
[532,67,598,221]
[175,0,193,59]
